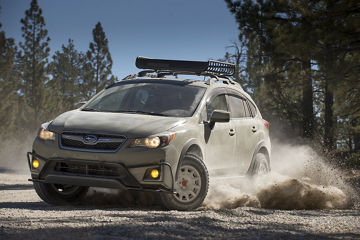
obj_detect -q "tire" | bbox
[159,154,209,210]
[33,182,88,205]
[250,152,270,175]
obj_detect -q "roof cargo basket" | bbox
[136,56,235,77]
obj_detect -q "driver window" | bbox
[207,94,228,119]
[132,89,150,110]
[97,90,126,111]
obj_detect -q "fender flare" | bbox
[247,140,271,174]
[175,138,204,178]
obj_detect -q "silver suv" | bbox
[27,57,271,210]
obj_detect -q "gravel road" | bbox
[1,172,359,240]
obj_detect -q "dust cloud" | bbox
[203,141,356,210]
[0,135,36,174]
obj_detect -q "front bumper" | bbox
[27,151,176,193]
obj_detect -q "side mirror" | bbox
[75,101,87,108]
[210,110,230,123]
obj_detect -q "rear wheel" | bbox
[33,182,88,205]
[250,152,270,175]
[160,154,209,210]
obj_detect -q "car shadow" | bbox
[0,184,34,191]
[0,167,16,173]
[0,189,163,211]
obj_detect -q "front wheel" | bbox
[160,154,209,210]
[33,182,88,205]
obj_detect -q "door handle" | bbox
[252,126,257,133]
[229,129,236,136]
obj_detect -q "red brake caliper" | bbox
[181,180,187,187]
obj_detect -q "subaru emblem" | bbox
[83,135,97,144]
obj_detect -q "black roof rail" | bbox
[136,56,235,77]
[206,75,238,85]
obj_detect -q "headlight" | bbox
[38,127,55,140]
[130,133,175,148]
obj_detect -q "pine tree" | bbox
[0,19,23,136]
[85,22,113,97]
[50,39,83,109]
[18,0,51,128]
[225,0,360,152]
[223,37,249,91]
[225,0,315,140]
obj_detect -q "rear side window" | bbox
[228,95,246,118]
[243,100,251,117]
[207,94,228,119]
[248,101,257,117]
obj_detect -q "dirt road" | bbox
[1,173,359,240]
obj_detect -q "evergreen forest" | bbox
[0,0,359,165]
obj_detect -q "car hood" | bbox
[48,110,187,138]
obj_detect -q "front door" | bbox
[203,93,237,175]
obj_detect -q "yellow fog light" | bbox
[150,169,159,179]
[32,159,39,169]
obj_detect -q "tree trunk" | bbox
[354,131,360,152]
[302,60,314,139]
[324,79,335,151]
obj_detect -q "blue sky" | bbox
[1,0,239,78]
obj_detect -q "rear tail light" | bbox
[263,119,269,131]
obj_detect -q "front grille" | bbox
[60,132,126,152]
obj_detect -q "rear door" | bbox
[202,90,237,173]
[227,91,259,174]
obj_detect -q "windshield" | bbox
[83,82,206,117]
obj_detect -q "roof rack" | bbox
[135,56,235,77]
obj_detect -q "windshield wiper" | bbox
[82,107,99,112]
[117,110,168,116]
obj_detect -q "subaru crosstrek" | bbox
[27,57,271,210]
